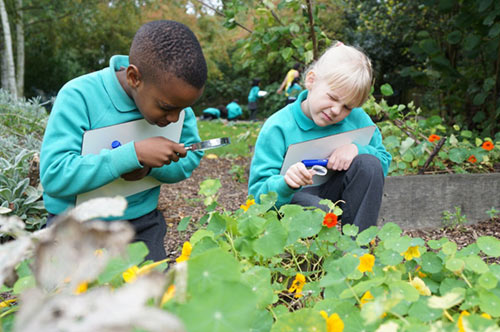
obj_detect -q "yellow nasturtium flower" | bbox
[123,258,169,283]
[458,310,470,332]
[160,285,176,306]
[240,199,255,212]
[358,254,375,273]
[0,299,16,308]
[176,241,192,263]
[74,281,89,295]
[360,291,374,308]
[409,277,431,296]
[481,313,492,320]
[401,246,421,261]
[320,311,344,332]
[288,273,306,298]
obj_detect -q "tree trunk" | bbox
[0,0,17,99]
[15,0,23,97]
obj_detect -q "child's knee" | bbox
[351,154,383,177]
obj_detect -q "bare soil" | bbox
[159,157,500,263]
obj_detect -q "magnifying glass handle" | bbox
[302,159,328,167]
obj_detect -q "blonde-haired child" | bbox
[248,42,391,231]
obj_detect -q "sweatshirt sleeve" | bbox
[248,122,298,207]
[352,113,392,176]
[40,85,141,198]
[149,108,203,183]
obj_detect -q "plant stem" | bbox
[460,272,473,288]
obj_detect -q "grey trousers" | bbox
[290,154,384,232]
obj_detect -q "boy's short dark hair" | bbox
[130,20,207,89]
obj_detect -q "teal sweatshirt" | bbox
[40,55,203,219]
[248,90,392,207]
[226,101,242,119]
[202,107,221,118]
[248,86,260,103]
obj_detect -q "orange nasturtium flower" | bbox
[123,258,169,283]
[357,254,375,273]
[458,310,470,332]
[323,212,338,228]
[288,273,306,298]
[240,199,255,211]
[160,285,176,306]
[401,246,421,261]
[320,311,344,332]
[176,241,192,263]
[482,141,494,151]
[467,155,477,163]
[428,134,441,143]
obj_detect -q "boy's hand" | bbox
[285,162,316,189]
[121,166,151,181]
[327,143,358,171]
[135,137,187,168]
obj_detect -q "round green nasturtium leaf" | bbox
[378,248,404,266]
[342,224,359,237]
[286,209,323,244]
[384,235,412,253]
[442,241,457,256]
[176,282,258,332]
[449,148,468,163]
[479,291,500,317]
[188,248,241,295]
[271,308,326,332]
[356,226,379,246]
[253,218,287,258]
[478,271,498,290]
[378,222,402,241]
[191,236,219,257]
[250,309,273,332]
[477,236,500,257]
[241,266,274,309]
[464,255,489,274]
[445,257,465,273]
[389,281,420,302]
[408,297,441,322]
[381,83,394,96]
[420,252,443,273]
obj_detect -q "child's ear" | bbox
[304,71,316,89]
[126,65,142,89]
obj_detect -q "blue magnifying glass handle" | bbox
[301,159,328,167]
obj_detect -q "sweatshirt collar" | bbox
[103,55,137,112]
[291,90,317,131]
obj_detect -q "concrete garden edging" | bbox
[378,173,500,230]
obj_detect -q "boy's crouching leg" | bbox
[340,154,384,232]
[129,209,167,262]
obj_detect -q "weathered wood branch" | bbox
[419,137,446,175]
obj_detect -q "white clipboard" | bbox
[279,125,376,186]
[76,111,185,205]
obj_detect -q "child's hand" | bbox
[135,137,187,168]
[327,143,358,171]
[121,166,151,181]
[285,162,316,189]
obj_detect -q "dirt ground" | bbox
[158,157,500,263]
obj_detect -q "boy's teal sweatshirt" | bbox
[248,86,259,103]
[40,55,203,220]
[226,101,242,119]
[248,90,392,207]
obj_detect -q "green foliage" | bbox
[5,183,500,331]
[442,206,468,229]
[364,84,500,175]
[197,120,261,157]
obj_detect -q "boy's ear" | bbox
[304,71,316,89]
[125,65,143,89]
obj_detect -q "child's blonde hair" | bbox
[305,42,373,108]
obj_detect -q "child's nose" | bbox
[330,103,342,115]
[166,110,181,123]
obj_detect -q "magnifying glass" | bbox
[301,159,328,176]
[185,137,231,151]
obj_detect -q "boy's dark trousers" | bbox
[290,154,384,232]
[45,209,167,261]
